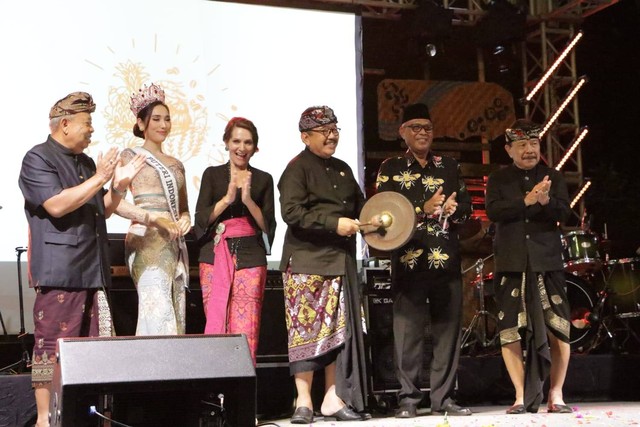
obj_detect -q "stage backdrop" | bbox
[0,0,363,334]
[377,79,515,141]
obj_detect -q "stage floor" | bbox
[261,401,640,426]
[3,352,639,426]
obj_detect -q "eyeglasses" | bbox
[308,127,341,137]
[405,124,434,133]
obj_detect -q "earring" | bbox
[225,146,229,151]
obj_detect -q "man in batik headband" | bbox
[297,105,338,131]
[278,105,373,423]
[19,92,145,427]
[486,118,573,415]
[48,91,96,119]
[505,119,543,145]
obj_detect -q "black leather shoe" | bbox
[548,404,573,413]
[323,406,365,421]
[359,411,372,420]
[291,406,313,424]
[506,404,526,414]
[395,404,417,418]
[433,403,472,416]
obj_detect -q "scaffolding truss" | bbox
[521,0,618,219]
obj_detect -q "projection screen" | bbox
[0,0,363,333]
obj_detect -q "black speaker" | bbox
[257,271,288,362]
[107,233,206,336]
[109,276,206,336]
[49,335,255,427]
[363,268,432,394]
[255,271,295,419]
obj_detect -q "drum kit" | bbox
[560,229,640,353]
[358,192,640,355]
[461,228,640,355]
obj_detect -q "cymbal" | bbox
[359,192,416,251]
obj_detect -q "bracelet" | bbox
[111,185,127,197]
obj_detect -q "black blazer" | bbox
[486,163,570,273]
[278,148,364,275]
[194,163,276,268]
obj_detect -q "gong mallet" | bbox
[358,212,393,229]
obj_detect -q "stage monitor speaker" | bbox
[363,268,432,394]
[49,334,255,427]
[257,271,288,363]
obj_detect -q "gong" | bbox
[359,192,416,251]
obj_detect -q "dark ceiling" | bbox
[574,0,640,256]
[359,0,640,256]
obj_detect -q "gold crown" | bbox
[130,83,165,116]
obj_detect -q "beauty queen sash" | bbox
[132,147,189,291]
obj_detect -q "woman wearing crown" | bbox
[194,117,276,365]
[115,83,191,335]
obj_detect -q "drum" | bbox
[566,274,599,352]
[474,273,597,352]
[605,257,640,317]
[562,230,602,275]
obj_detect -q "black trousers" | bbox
[392,269,462,410]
